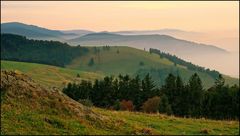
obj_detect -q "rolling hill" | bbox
[1,70,238,135]
[66,46,238,88]
[67,32,238,77]
[1,60,103,89]
[1,22,77,41]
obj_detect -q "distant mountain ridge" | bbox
[61,29,95,35]
[68,32,227,56]
[1,22,77,40]
[1,22,227,53]
[112,28,201,35]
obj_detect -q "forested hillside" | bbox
[63,73,239,120]
[1,34,88,67]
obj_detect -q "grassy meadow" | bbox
[1,60,103,88]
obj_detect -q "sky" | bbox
[1,1,239,32]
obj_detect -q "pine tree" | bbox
[158,94,172,115]
[142,74,156,102]
[215,74,225,88]
[88,58,94,66]
[174,75,185,116]
[129,75,142,110]
[162,73,176,108]
[187,73,203,117]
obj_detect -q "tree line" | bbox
[63,73,239,120]
[1,34,89,67]
[149,48,220,79]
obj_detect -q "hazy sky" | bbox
[1,1,239,32]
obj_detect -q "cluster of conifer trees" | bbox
[63,73,239,120]
[1,34,88,67]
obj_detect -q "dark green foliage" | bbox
[187,73,203,117]
[215,74,225,88]
[1,34,88,67]
[113,100,120,110]
[63,81,92,101]
[88,58,94,66]
[63,73,239,120]
[63,74,156,111]
[129,75,142,110]
[0,87,7,103]
[158,94,172,115]
[201,76,239,120]
[93,46,100,54]
[174,62,177,66]
[149,48,220,79]
[161,74,186,116]
[102,45,110,51]
[162,74,176,107]
[141,74,157,103]
[139,61,144,66]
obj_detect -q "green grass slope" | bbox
[67,46,182,75]
[1,60,103,89]
[1,71,239,135]
[66,46,238,88]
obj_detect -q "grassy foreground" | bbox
[93,108,239,135]
[1,70,239,135]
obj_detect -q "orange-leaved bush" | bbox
[120,100,134,111]
[141,96,160,113]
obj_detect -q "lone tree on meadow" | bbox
[88,58,95,66]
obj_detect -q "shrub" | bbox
[120,100,134,111]
[141,96,160,113]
